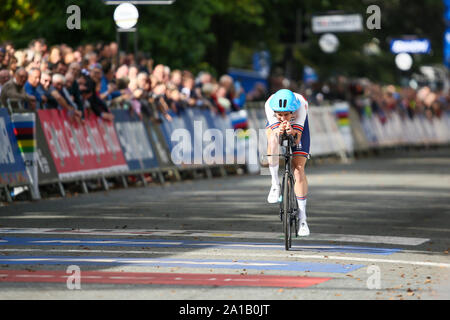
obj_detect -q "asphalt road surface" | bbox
[0,147,449,303]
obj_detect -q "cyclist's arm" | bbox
[265,95,281,133]
[291,93,308,143]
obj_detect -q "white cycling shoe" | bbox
[298,220,310,237]
[267,185,280,204]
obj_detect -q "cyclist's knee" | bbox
[293,165,305,179]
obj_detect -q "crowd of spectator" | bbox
[272,71,450,121]
[0,38,250,125]
[0,38,448,127]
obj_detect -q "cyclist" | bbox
[265,89,310,236]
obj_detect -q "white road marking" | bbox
[30,240,183,245]
[15,274,54,278]
[0,228,429,246]
[0,248,448,269]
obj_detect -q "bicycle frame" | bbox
[278,133,299,250]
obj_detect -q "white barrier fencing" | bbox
[245,101,450,165]
[2,101,449,202]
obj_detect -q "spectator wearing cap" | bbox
[0,68,36,112]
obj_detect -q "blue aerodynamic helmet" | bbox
[269,89,300,112]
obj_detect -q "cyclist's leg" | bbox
[292,155,308,202]
[292,115,310,224]
[266,126,279,167]
[266,125,281,203]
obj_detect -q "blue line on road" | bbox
[0,237,400,255]
[0,255,364,273]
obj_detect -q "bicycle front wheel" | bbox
[283,171,291,251]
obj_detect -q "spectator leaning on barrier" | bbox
[219,74,240,112]
[100,61,122,102]
[64,73,80,110]
[47,73,82,122]
[24,67,45,109]
[0,68,36,112]
[67,62,83,112]
[37,70,52,108]
[79,72,114,122]
[132,71,151,116]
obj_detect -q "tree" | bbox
[0,0,445,83]
[0,0,39,43]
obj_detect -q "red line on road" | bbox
[0,270,331,288]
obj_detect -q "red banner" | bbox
[37,109,128,180]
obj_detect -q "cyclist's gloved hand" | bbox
[285,122,294,136]
[279,120,290,133]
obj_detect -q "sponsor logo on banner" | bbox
[0,108,29,186]
[444,28,450,68]
[112,109,159,171]
[390,38,431,54]
[312,14,363,33]
[37,109,128,180]
[11,113,41,199]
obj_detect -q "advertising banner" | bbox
[333,102,354,153]
[37,109,128,180]
[390,38,431,54]
[143,118,173,168]
[112,109,159,171]
[312,14,363,33]
[11,113,40,199]
[444,28,450,68]
[160,111,193,166]
[35,115,59,183]
[0,108,29,186]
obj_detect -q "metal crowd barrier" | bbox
[0,104,247,202]
[244,101,450,163]
[1,99,449,203]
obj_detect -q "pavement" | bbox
[0,147,449,302]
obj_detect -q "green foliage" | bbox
[0,0,445,83]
